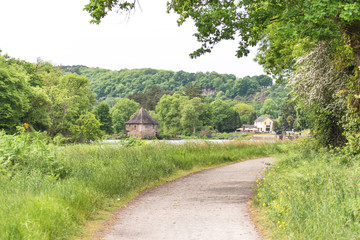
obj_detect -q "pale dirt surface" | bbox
[99,157,274,240]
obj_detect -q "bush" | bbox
[0,129,68,178]
[70,112,104,143]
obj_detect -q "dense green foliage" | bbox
[94,102,113,134]
[0,54,103,142]
[62,65,274,101]
[127,85,173,111]
[0,58,32,133]
[210,99,240,133]
[110,98,140,134]
[0,130,285,239]
[254,140,360,239]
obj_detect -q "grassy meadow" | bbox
[0,131,286,240]
[254,139,360,239]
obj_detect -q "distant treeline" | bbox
[62,66,273,100]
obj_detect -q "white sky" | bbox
[0,0,265,78]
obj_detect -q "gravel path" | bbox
[99,157,273,240]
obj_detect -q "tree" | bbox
[279,98,297,131]
[24,86,51,131]
[94,102,113,134]
[71,112,104,143]
[110,98,140,133]
[288,42,348,146]
[233,103,255,124]
[45,72,96,137]
[255,75,272,87]
[260,99,278,119]
[156,94,189,134]
[127,85,172,111]
[182,85,202,99]
[0,66,30,133]
[180,97,205,135]
[233,77,260,97]
[210,99,240,132]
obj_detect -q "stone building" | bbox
[125,107,158,138]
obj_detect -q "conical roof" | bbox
[126,107,158,125]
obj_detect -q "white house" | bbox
[254,117,274,132]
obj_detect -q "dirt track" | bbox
[99,157,273,240]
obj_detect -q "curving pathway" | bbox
[98,157,273,240]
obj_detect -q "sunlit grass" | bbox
[254,140,360,239]
[0,135,287,239]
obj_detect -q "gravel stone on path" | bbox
[99,157,273,240]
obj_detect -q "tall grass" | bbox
[254,139,360,239]
[0,131,286,239]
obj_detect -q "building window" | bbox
[134,125,136,130]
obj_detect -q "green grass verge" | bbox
[253,140,360,239]
[0,133,287,240]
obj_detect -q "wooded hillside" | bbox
[61,65,276,101]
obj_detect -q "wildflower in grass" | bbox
[288,186,291,189]
[23,122,29,130]
[263,203,266,207]
[277,221,281,225]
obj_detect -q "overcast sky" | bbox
[0,0,265,78]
